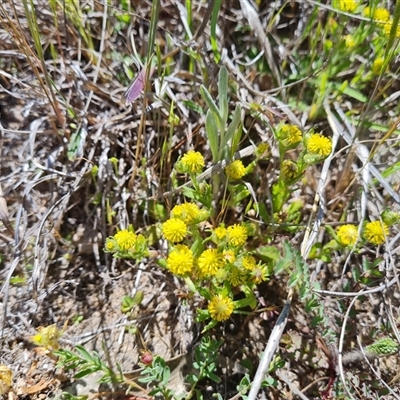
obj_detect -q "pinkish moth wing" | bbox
[124,65,155,104]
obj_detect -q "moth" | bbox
[124,63,155,104]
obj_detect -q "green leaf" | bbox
[205,109,219,162]
[256,246,280,262]
[218,66,229,126]
[200,85,221,127]
[210,0,222,62]
[333,83,368,102]
[182,99,204,114]
[222,104,242,155]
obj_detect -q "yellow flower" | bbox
[166,245,194,275]
[225,160,246,180]
[105,238,117,252]
[382,21,400,38]
[337,224,358,246]
[162,218,187,242]
[208,294,234,321]
[338,0,357,12]
[223,249,236,264]
[242,255,256,271]
[365,6,390,24]
[171,203,201,224]
[198,249,225,276]
[281,160,299,180]
[372,57,385,75]
[227,224,248,247]
[214,226,227,240]
[180,150,205,174]
[344,34,355,48]
[364,221,389,245]
[277,124,302,148]
[227,266,247,287]
[114,229,137,251]
[363,6,371,17]
[251,264,269,284]
[306,133,332,157]
[374,8,390,23]
[31,324,62,351]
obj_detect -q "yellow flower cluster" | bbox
[162,218,188,242]
[363,6,390,23]
[382,22,400,38]
[166,245,194,275]
[198,249,225,276]
[225,160,246,180]
[208,294,234,321]
[281,160,298,180]
[227,224,248,247]
[364,221,389,245]
[277,124,302,148]
[338,0,358,12]
[180,150,205,174]
[337,224,358,247]
[114,229,137,250]
[31,324,62,351]
[171,203,201,224]
[306,133,332,157]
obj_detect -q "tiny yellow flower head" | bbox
[277,124,302,148]
[364,221,389,245]
[251,264,269,284]
[225,160,246,180]
[242,255,257,271]
[306,133,332,157]
[382,21,400,38]
[363,6,371,17]
[281,160,299,180]
[105,238,117,253]
[223,249,236,264]
[214,226,227,240]
[208,294,234,321]
[337,224,358,246]
[198,248,225,276]
[338,0,357,12]
[227,266,247,287]
[374,8,390,23]
[31,324,62,351]
[180,150,205,174]
[372,57,385,75]
[166,245,194,275]
[162,218,187,242]
[171,203,201,224]
[227,224,248,247]
[344,34,356,48]
[114,229,137,251]
[256,142,270,159]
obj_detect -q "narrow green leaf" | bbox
[200,85,222,127]
[205,109,219,162]
[218,66,229,126]
[222,104,241,154]
[147,0,161,60]
[210,0,222,62]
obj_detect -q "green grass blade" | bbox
[205,109,219,162]
[200,85,221,127]
[218,66,228,126]
[210,0,222,62]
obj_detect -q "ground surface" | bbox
[1,1,400,399]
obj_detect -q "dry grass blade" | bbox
[240,0,281,85]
